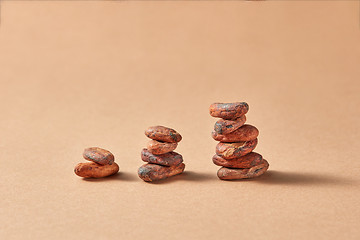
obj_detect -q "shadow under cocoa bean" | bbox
[232,170,356,186]
[146,171,217,184]
[82,172,138,182]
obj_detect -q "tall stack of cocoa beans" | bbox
[210,102,269,180]
[138,126,185,182]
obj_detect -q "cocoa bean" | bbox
[141,148,183,166]
[138,163,185,182]
[145,126,182,143]
[74,162,119,178]
[212,124,259,142]
[83,147,114,165]
[212,152,263,168]
[147,140,177,155]
[209,102,249,120]
[217,160,269,180]
[216,139,258,159]
[214,115,246,135]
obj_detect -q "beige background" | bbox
[0,1,360,239]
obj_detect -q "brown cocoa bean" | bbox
[147,140,177,155]
[216,139,258,159]
[138,163,185,182]
[145,126,182,143]
[83,147,115,165]
[141,148,183,166]
[209,102,249,120]
[214,115,246,135]
[212,124,259,142]
[212,152,263,168]
[74,162,119,178]
[217,160,269,180]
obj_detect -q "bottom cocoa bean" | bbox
[138,163,185,182]
[217,160,269,180]
[74,162,119,178]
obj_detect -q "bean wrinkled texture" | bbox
[217,160,269,180]
[145,126,182,143]
[83,147,115,165]
[216,139,258,159]
[138,163,185,182]
[212,152,263,168]
[147,140,178,155]
[214,115,246,135]
[141,148,183,166]
[209,102,249,120]
[74,162,119,178]
[212,124,259,142]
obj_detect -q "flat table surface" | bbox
[1,1,360,240]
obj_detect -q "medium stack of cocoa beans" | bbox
[210,102,269,180]
[74,147,119,178]
[138,126,185,182]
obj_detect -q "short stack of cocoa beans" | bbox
[74,147,119,178]
[138,126,185,182]
[210,102,269,180]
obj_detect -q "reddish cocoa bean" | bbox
[214,115,246,135]
[145,126,182,143]
[212,152,263,168]
[147,140,177,155]
[141,148,183,166]
[83,147,114,165]
[216,139,258,160]
[209,102,249,120]
[74,162,119,178]
[138,163,185,182]
[212,124,259,142]
[217,160,269,180]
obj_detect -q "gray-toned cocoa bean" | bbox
[216,139,258,160]
[212,124,259,142]
[138,163,185,182]
[214,115,246,135]
[209,102,249,120]
[217,160,269,180]
[145,126,182,143]
[141,148,183,166]
[83,147,115,165]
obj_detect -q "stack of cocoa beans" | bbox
[138,126,185,182]
[210,102,269,180]
[74,147,119,178]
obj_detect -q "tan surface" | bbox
[1,1,360,239]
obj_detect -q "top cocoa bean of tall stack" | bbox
[209,102,249,120]
[145,126,182,143]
